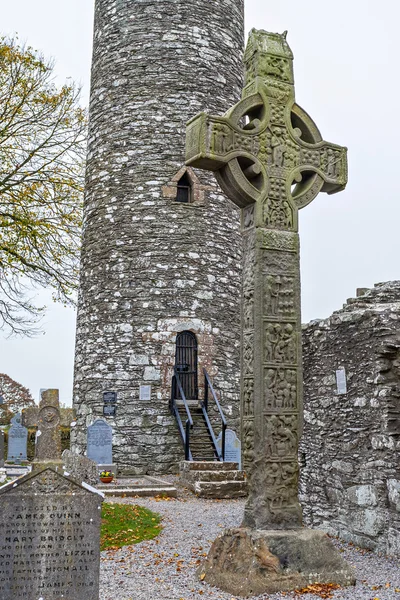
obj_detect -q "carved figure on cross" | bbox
[186,29,348,530]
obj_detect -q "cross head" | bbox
[22,389,62,464]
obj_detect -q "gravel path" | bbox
[99,488,400,600]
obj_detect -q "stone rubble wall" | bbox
[73,0,244,474]
[300,281,400,555]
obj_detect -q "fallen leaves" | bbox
[293,583,341,598]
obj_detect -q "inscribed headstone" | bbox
[87,419,113,465]
[7,414,28,463]
[217,429,241,469]
[0,466,103,600]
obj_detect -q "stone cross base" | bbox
[198,527,355,596]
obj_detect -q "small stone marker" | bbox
[62,449,99,486]
[87,419,113,469]
[7,413,28,463]
[22,389,62,466]
[186,28,354,595]
[0,466,104,600]
[336,368,347,394]
[217,429,241,469]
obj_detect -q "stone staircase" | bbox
[179,460,247,499]
[176,404,217,461]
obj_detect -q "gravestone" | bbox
[0,466,104,600]
[22,388,62,467]
[62,449,99,486]
[217,429,241,469]
[186,28,354,595]
[7,413,28,463]
[87,419,114,472]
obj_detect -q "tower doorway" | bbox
[174,331,198,399]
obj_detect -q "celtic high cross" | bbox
[186,29,347,529]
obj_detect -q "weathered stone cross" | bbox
[22,388,62,466]
[186,29,347,530]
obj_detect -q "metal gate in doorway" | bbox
[174,331,198,399]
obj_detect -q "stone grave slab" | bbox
[87,419,115,472]
[62,449,99,486]
[96,475,177,497]
[0,466,104,600]
[6,414,28,463]
[217,428,241,469]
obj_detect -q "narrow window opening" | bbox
[176,172,192,203]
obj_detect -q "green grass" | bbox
[100,502,162,550]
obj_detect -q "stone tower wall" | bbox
[73,0,244,474]
[300,282,400,555]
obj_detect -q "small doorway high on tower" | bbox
[174,331,198,399]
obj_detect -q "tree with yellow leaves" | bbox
[0,37,86,335]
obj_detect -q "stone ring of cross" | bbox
[186,77,347,230]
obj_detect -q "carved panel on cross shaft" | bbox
[243,333,254,376]
[264,178,294,230]
[242,232,256,290]
[265,368,297,410]
[264,198,293,230]
[264,460,299,512]
[264,275,295,319]
[243,288,255,331]
[242,418,255,467]
[265,414,297,459]
[243,378,254,417]
[262,250,298,275]
[265,322,297,365]
[260,230,299,254]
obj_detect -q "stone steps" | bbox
[176,405,220,461]
[179,460,247,499]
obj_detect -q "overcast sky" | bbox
[1,0,399,406]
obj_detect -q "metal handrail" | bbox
[200,404,222,460]
[203,368,227,461]
[170,368,193,460]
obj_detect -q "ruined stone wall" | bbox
[300,282,400,555]
[72,0,244,474]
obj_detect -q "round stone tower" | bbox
[73,0,244,474]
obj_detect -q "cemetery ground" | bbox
[99,477,400,600]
